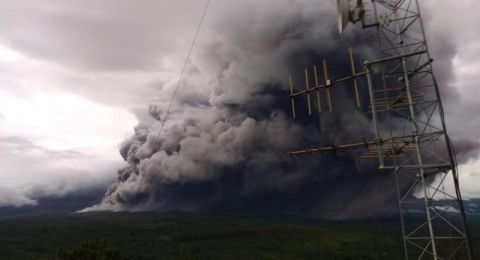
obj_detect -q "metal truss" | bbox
[287,0,472,259]
[367,0,472,258]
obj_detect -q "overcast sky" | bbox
[0,0,479,208]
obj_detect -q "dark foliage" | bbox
[57,238,127,260]
[0,212,478,259]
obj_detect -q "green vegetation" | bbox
[57,238,127,260]
[0,212,477,259]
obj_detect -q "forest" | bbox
[0,212,478,259]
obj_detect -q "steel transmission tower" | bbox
[287,0,473,259]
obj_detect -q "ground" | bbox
[0,212,478,259]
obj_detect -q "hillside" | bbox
[0,212,478,259]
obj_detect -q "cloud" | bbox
[0,0,478,216]
[0,186,37,207]
[0,1,208,72]
[423,0,480,139]
[0,91,137,205]
[84,0,480,218]
[421,0,480,198]
[0,135,120,201]
[0,135,86,159]
[83,0,406,219]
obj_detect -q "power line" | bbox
[158,0,211,135]
[143,0,210,173]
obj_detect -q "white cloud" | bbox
[0,45,24,63]
[458,159,480,199]
[0,91,137,159]
[0,186,37,207]
[0,84,137,205]
[424,0,480,199]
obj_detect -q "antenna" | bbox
[337,0,350,34]
[336,0,365,34]
[288,1,473,259]
[288,51,366,116]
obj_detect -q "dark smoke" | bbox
[85,0,476,218]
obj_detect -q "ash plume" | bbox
[84,0,477,218]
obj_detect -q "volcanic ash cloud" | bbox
[84,0,419,218]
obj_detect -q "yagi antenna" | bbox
[336,0,365,34]
[287,49,365,117]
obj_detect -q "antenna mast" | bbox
[288,0,472,259]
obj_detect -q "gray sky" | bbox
[0,0,479,207]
